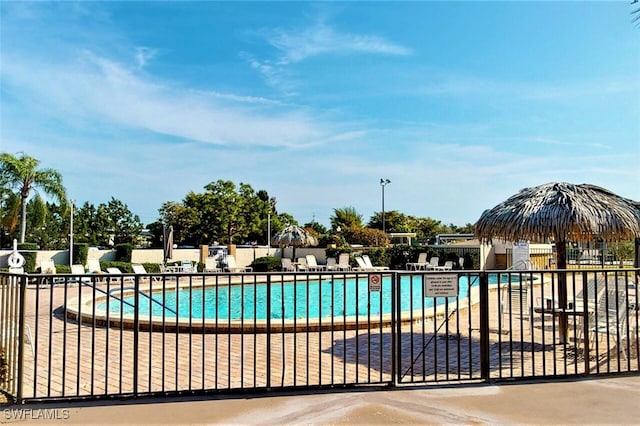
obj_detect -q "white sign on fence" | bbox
[369,274,382,292]
[424,274,458,298]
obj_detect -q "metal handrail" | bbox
[79,280,178,316]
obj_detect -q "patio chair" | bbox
[305,254,326,271]
[406,252,428,270]
[425,257,440,270]
[336,253,352,271]
[434,260,454,271]
[107,267,135,283]
[362,255,389,271]
[86,259,104,274]
[325,257,338,271]
[587,284,630,360]
[132,263,161,282]
[224,255,253,272]
[204,258,221,273]
[280,258,295,272]
[40,259,56,274]
[500,283,532,332]
[296,257,308,271]
[354,256,369,271]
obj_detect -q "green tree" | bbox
[368,210,411,233]
[330,207,363,231]
[0,152,67,243]
[94,198,143,246]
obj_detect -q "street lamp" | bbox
[380,178,391,234]
[69,199,75,266]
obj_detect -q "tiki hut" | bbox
[474,182,640,341]
[271,225,318,260]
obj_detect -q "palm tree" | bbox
[0,152,67,243]
[330,206,363,231]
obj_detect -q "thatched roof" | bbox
[474,182,640,243]
[271,225,318,248]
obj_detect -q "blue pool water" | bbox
[98,274,510,321]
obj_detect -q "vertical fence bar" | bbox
[16,274,27,403]
[266,273,271,389]
[133,275,140,397]
[479,271,490,380]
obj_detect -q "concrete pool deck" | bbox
[2,375,640,424]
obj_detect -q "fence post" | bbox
[16,274,27,404]
[390,272,398,387]
[133,275,140,397]
[266,273,271,390]
[479,271,490,380]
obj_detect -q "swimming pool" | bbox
[96,274,492,322]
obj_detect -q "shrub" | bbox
[342,226,389,247]
[73,243,89,266]
[363,247,389,267]
[115,244,133,262]
[18,242,38,273]
[251,256,281,272]
[101,261,134,273]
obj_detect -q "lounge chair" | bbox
[434,260,454,271]
[107,267,135,283]
[325,257,338,271]
[336,253,352,271]
[40,259,56,274]
[204,258,221,273]
[280,258,295,272]
[305,254,326,271]
[132,263,161,282]
[500,282,532,332]
[354,256,369,271]
[296,257,308,271]
[425,257,440,270]
[86,259,104,274]
[224,255,253,272]
[587,284,630,360]
[407,253,428,270]
[362,255,389,271]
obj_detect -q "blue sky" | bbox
[1,2,639,228]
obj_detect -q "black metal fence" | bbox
[1,268,638,403]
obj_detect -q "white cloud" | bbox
[265,22,413,64]
[1,50,343,148]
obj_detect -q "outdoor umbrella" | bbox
[163,225,174,263]
[474,182,640,341]
[271,225,318,260]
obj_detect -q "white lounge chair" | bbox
[281,258,295,272]
[325,257,338,271]
[407,253,428,270]
[425,257,440,270]
[362,255,389,271]
[40,259,56,274]
[434,260,454,271]
[132,263,161,282]
[354,256,369,271]
[336,253,352,271]
[305,254,326,271]
[224,255,253,272]
[107,267,135,283]
[204,258,221,273]
[86,259,103,274]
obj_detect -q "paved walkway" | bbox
[2,375,640,424]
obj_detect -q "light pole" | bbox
[380,178,390,234]
[69,199,75,266]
